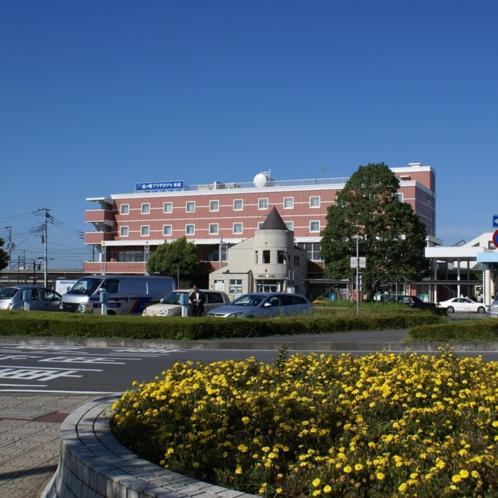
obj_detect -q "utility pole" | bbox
[41,208,50,288]
[355,234,360,316]
[4,226,12,270]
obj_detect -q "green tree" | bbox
[147,237,201,282]
[321,163,428,299]
[0,238,8,271]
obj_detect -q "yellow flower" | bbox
[312,478,321,488]
[451,475,462,484]
[355,463,364,471]
[398,483,408,493]
[323,485,332,494]
[459,469,469,479]
[343,465,352,474]
[237,444,248,453]
[376,472,385,481]
[235,466,242,475]
[471,470,480,479]
[241,416,250,425]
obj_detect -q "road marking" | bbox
[0,368,82,381]
[0,383,48,387]
[0,364,103,372]
[39,356,126,365]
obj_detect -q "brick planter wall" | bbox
[42,396,257,498]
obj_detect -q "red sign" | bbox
[493,230,498,248]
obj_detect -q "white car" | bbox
[437,297,488,314]
[142,289,230,317]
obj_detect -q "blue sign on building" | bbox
[493,215,498,228]
[135,181,184,192]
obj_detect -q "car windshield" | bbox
[68,278,103,296]
[231,294,265,307]
[162,291,187,305]
[0,287,18,299]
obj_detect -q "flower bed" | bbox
[112,353,497,497]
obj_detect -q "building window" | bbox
[263,250,271,264]
[163,202,173,213]
[120,204,129,215]
[258,221,264,229]
[186,201,196,213]
[255,250,258,263]
[277,250,286,264]
[258,198,268,210]
[141,203,151,214]
[233,222,243,234]
[297,242,321,261]
[309,220,320,232]
[233,199,243,211]
[163,225,172,236]
[209,223,219,235]
[120,226,129,237]
[209,200,219,212]
[309,196,320,208]
[229,279,243,294]
[185,224,195,235]
[140,225,150,236]
[294,255,300,266]
[395,192,404,203]
[283,197,294,209]
[285,221,294,231]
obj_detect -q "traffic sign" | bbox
[350,257,366,269]
[493,215,498,228]
[493,230,498,248]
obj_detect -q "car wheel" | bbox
[446,306,454,314]
[477,306,485,314]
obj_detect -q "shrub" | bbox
[112,352,498,497]
[0,310,443,340]
[410,319,498,342]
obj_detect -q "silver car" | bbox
[208,292,312,318]
[0,285,62,311]
[490,294,498,318]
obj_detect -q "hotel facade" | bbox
[84,163,436,276]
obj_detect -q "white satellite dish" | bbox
[253,172,269,188]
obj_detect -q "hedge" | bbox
[0,310,444,340]
[409,319,498,342]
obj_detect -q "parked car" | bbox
[208,292,312,318]
[142,289,230,317]
[490,294,498,317]
[437,297,488,314]
[60,275,175,314]
[0,285,62,311]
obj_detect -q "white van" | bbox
[61,275,175,314]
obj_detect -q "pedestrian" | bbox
[188,284,205,316]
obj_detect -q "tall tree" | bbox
[321,163,428,299]
[0,238,8,271]
[147,238,201,282]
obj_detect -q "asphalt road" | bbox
[0,342,496,394]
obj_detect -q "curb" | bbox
[2,335,498,352]
[42,397,258,498]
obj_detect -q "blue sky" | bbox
[1,0,497,267]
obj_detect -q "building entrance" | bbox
[256,280,280,293]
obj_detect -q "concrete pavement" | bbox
[0,394,96,498]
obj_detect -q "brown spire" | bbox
[260,207,288,230]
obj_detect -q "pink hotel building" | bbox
[84,163,436,275]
